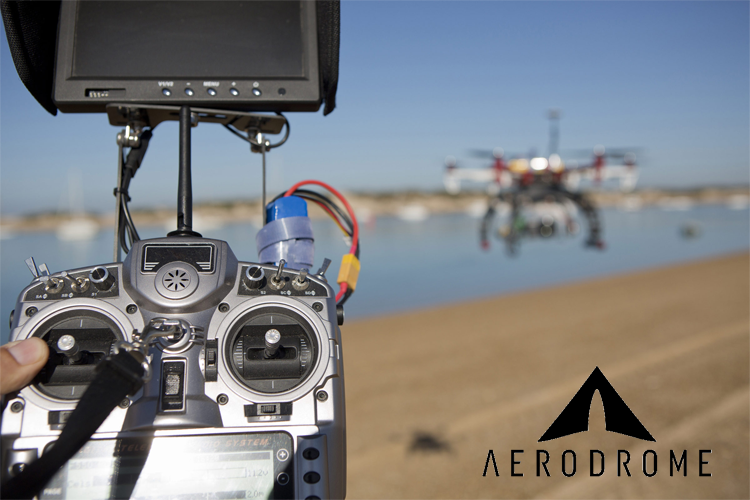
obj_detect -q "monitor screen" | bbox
[54,1,321,113]
[72,2,304,79]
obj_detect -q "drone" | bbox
[444,110,640,255]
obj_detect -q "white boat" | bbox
[56,218,99,241]
[726,195,749,210]
[55,169,99,241]
[658,196,694,212]
[0,226,16,240]
[397,204,430,222]
[619,196,643,212]
[465,200,487,218]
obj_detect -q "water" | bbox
[2,205,748,344]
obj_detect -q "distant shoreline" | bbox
[1,186,748,234]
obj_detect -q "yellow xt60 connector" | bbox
[336,254,360,291]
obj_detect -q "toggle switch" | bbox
[269,259,286,290]
[61,271,89,293]
[292,268,310,291]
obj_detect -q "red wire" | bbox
[307,199,348,234]
[335,282,348,302]
[284,180,359,255]
[284,180,359,304]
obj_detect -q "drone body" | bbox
[444,112,640,255]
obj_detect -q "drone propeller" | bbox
[467,148,506,159]
[561,148,599,158]
[603,147,643,156]
[562,146,642,158]
[466,147,526,160]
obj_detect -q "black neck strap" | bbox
[2,350,145,500]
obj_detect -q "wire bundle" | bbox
[116,129,153,254]
[275,180,360,305]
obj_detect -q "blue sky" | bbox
[1,1,748,216]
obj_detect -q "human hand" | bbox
[0,338,49,395]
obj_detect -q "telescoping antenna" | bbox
[168,106,202,238]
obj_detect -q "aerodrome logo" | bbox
[538,366,654,442]
[483,367,713,478]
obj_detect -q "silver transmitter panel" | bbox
[1,237,346,500]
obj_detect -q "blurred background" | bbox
[1,1,747,336]
[1,2,748,498]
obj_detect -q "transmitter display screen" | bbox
[141,244,215,274]
[40,432,294,500]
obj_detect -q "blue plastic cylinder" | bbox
[266,196,308,222]
[256,196,314,270]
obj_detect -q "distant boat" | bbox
[726,195,749,211]
[397,204,430,222]
[56,218,99,241]
[619,196,643,212]
[658,196,694,212]
[355,207,376,228]
[56,169,99,241]
[0,226,16,240]
[465,200,487,218]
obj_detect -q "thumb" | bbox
[1,338,49,395]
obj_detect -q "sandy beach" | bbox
[342,253,749,499]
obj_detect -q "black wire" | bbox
[118,168,138,253]
[223,113,290,150]
[271,189,352,227]
[116,129,153,254]
[278,189,361,260]
[271,187,362,300]
[223,123,251,143]
[337,289,354,307]
[269,113,290,149]
[272,190,351,229]
[297,191,353,229]
[300,195,360,260]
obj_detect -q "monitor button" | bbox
[162,88,172,96]
[230,88,240,96]
[185,88,194,96]
[303,471,320,484]
[207,88,217,96]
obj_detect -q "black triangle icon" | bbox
[538,367,655,442]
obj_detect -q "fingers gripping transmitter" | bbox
[2,236,347,500]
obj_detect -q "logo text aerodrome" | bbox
[482,367,713,478]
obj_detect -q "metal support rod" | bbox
[113,136,124,262]
[177,106,193,232]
